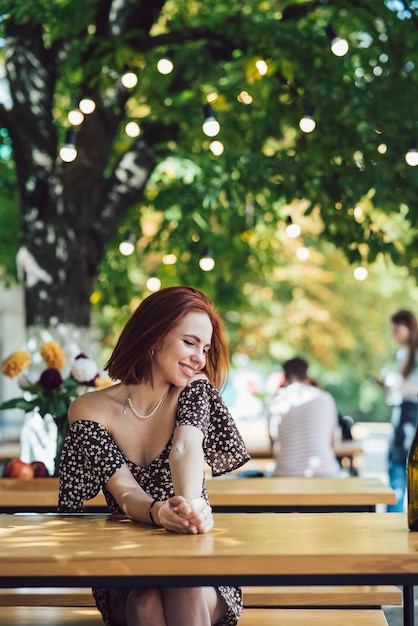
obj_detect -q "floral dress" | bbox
[58,379,250,626]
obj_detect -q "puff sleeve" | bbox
[58,420,125,512]
[176,379,250,476]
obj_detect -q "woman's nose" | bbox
[192,348,206,367]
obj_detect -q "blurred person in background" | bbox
[265,357,340,477]
[381,310,418,512]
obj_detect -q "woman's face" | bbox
[392,322,410,346]
[153,311,213,387]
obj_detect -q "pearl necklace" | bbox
[124,389,169,420]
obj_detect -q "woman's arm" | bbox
[105,465,193,533]
[169,424,213,533]
[170,424,205,497]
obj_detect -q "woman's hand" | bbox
[156,495,213,534]
[178,496,213,534]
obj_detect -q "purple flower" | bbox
[40,368,63,391]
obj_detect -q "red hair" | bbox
[105,286,229,389]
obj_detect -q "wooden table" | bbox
[0,512,415,626]
[0,476,396,513]
[245,439,364,475]
[206,476,396,512]
[0,442,20,463]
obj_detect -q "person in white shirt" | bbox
[265,357,340,477]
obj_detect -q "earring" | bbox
[151,349,155,356]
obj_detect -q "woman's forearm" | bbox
[169,443,205,498]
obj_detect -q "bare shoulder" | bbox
[68,383,124,425]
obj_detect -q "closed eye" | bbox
[184,339,210,355]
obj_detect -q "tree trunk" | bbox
[3,16,157,331]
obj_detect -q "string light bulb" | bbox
[199,248,215,271]
[79,97,96,114]
[255,59,268,76]
[162,253,177,265]
[59,128,77,163]
[325,24,349,57]
[119,233,136,256]
[147,277,161,291]
[299,108,316,133]
[125,121,141,137]
[405,140,418,166]
[121,72,138,89]
[353,266,368,281]
[209,140,224,156]
[157,55,174,75]
[68,109,84,126]
[296,246,310,261]
[202,104,220,137]
[285,217,301,238]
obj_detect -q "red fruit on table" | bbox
[31,461,50,477]
[4,458,35,479]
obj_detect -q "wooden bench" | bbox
[0,606,389,625]
[243,585,403,608]
[0,584,402,608]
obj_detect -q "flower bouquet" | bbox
[0,342,113,475]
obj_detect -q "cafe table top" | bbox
[0,475,395,513]
[0,511,416,586]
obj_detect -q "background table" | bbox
[0,476,395,512]
[206,475,396,512]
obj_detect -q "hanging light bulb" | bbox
[125,121,141,137]
[325,24,349,57]
[285,216,301,238]
[255,59,268,76]
[68,109,84,126]
[157,55,174,75]
[405,140,418,166]
[209,140,224,156]
[162,253,177,265]
[199,248,215,271]
[119,233,136,256]
[353,266,368,281]
[147,277,161,292]
[202,104,220,137]
[299,107,316,133]
[79,97,96,114]
[59,128,77,163]
[121,72,138,89]
[296,246,310,261]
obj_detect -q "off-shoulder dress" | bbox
[58,378,250,626]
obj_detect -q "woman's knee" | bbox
[126,587,163,622]
[162,586,227,625]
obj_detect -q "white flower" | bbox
[71,354,99,385]
[18,371,41,389]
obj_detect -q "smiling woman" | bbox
[58,285,250,626]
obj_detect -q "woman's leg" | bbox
[161,587,227,626]
[125,588,166,626]
[111,586,228,626]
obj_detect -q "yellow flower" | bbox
[0,351,32,378]
[94,375,115,390]
[40,342,66,371]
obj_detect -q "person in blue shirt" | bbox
[383,310,418,512]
